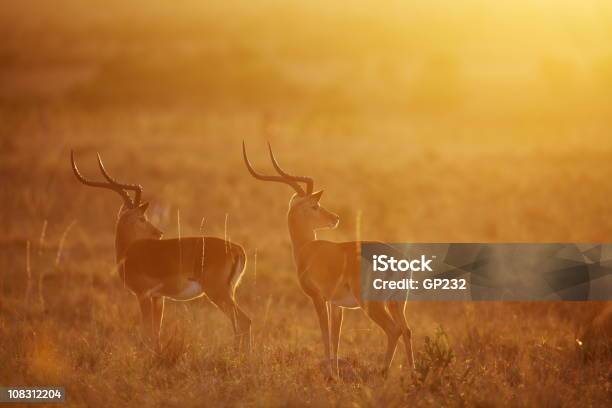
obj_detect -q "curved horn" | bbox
[96,153,143,206]
[267,141,314,195]
[71,150,134,208]
[242,141,305,195]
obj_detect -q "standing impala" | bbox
[243,142,414,376]
[71,151,251,351]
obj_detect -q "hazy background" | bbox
[0,1,611,406]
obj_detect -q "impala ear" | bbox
[137,202,149,213]
[311,190,324,202]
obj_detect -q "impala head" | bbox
[287,190,339,230]
[242,142,340,231]
[114,201,163,242]
[70,151,163,251]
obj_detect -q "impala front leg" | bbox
[311,295,333,378]
[138,296,160,351]
[329,304,344,378]
[141,282,164,299]
[152,296,165,349]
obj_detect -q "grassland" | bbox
[1,1,611,406]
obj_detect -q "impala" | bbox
[71,151,251,351]
[242,142,414,377]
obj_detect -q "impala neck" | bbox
[288,214,316,262]
[115,223,129,263]
[115,208,130,263]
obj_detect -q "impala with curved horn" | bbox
[71,151,251,351]
[243,142,414,377]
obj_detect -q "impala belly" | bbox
[164,279,205,301]
[329,284,360,308]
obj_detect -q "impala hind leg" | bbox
[364,302,402,376]
[210,293,251,352]
[233,302,252,352]
[387,301,414,370]
[329,304,344,377]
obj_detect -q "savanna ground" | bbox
[1,1,611,406]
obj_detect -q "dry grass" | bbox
[1,116,610,407]
[1,1,611,406]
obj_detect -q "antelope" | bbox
[242,142,414,377]
[71,151,251,351]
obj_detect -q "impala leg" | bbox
[138,296,159,350]
[210,294,251,352]
[329,304,344,377]
[152,296,165,349]
[142,283,163,299]
[311,295,333,377]
[387,301,414,370]
[215,298,237,332]
[364,302,401,376]
[233,303,252,352]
